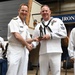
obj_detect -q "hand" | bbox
[33,37,41,42]
[26,43,33,51]
[70,58,74,63]
[42,34,50,40]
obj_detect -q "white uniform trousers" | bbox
[39,53,61,75]
[6,44,29,75]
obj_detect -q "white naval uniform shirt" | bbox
[7,16,31,53]
[68,28,75,58]
[33,17,67,55]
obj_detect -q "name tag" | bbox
[19,26,24,33]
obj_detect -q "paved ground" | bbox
[28,68,74,75]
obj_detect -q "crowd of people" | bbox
[0,3,75,75]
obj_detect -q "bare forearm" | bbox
[13,32,28,46]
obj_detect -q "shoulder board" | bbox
[13,17,18,20]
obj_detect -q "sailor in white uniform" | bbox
[6,4,33,75]
[32,5,67,75]
[68,28,75,75]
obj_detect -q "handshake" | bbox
[26,25,51,51]
[25,36,42,51]
[26,34,51,51]
[25,37,40,51]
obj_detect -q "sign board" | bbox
[54,14,75,23]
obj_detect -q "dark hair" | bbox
[19,3,28,9]
[41,5,50,10]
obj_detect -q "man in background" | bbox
[68,28,75,75]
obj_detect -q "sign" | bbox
[54,14,75,23]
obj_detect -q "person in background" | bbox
[61,36,69,61]
[32,5,67,75]
[0,37,5,59]
[6,3,33,75]
[68,28,75,75]
[0,37,5,46]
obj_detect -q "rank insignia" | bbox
[51,20,56,25]
[60,24,65,30]
[13,17,18,20]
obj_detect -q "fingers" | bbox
[42,35,50,40]
[33,37,41,42]
[70,58,74,63]
[26,44,33,51]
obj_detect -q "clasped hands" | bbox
[26,34,51,51]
